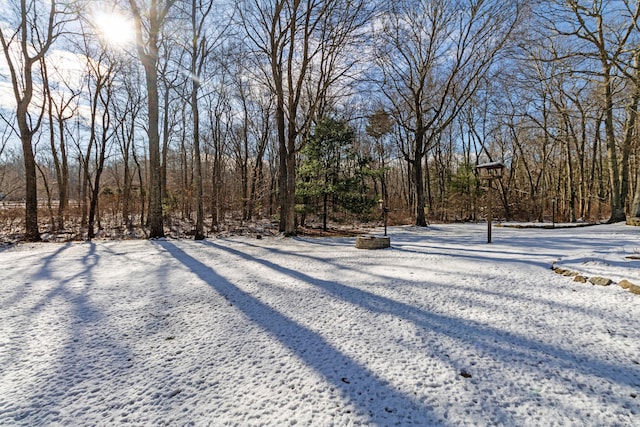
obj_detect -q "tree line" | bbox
[1,0,640,242]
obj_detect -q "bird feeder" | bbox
[378,198,389,236]
[476,162,505,243]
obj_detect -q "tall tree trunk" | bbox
[58,117,69,228]
[621,54,640,217]
[565,133,576,223]
[132,146,145,228]
[247,126,269,220]
[88,137,107,240]
[414,120,427,226]
[276,101,288,233]
[36,164,55,229]
[80,146,92,228]
[144,63,165,237]
[192,60,204,239]
[123,147,132,229]
[414,156,427,227]
[130,0,174,238]
[602,69,625,222]
[283,114,298,235]
[161,87,170,201]
[20,128,40,241]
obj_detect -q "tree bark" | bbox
[602,68,625,222]
[130,0,176,238]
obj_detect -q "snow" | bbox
[1,222,639,426]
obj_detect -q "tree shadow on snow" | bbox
[160,240,444,427]
[1,242,133,425]
[200,240,640,407]
[233,239,621,324]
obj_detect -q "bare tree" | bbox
[239,0,370,235]
[620,48,640,219]
[241,79,273,221]
[620,39,640,219]
[546,0,640,222]
[111,62,144,230]
[76,26,120,240]
[129,0,177,238]
[189,0,208,239]
[42,57,80,231]
[0,0,74,241]
[183,0,231,239]
[203,73,233,227]
[374,0,523,226]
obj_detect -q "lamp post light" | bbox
[476,162,505,244]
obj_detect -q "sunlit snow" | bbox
[1,223,639,426]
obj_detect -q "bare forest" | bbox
[1,0,640,242]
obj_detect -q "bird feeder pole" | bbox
[476,162,505,244]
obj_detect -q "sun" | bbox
[91,10,136,48]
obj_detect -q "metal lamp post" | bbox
[476,162,505,244]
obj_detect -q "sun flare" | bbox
[92,10,135,48]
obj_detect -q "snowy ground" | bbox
[1,222,639,426]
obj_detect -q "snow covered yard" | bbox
[1,223,639,426]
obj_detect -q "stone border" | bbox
[551,265,640,296]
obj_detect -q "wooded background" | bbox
[1,0,639,241]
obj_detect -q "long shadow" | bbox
[2,242,73,308]
[392,245,553,270]
[275,225,639,318]
[159,240,444,426]
[27,243,101,317]
[233,240,619,323]
[388,223,640,254]
[294,228,568,268]
[1,242,132,425]
[393,244,640,280]
[203,240,640,394]
[296,225,640,265]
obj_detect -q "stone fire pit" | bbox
[355,235,391,249]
